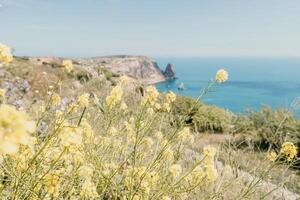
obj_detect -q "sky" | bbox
[0,0,300,57]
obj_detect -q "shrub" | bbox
[232,106,300,152]
[171,96,233,133]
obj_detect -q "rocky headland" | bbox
[75,55,175,84]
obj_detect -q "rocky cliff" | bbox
[163,63,176,80]
[76,55,174,84]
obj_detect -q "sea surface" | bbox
[155,57,300,116]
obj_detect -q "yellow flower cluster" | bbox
[120,75,130,85]
[202,146,218,184]
[51,93,61,107]
[0,104,35,155]
[0,88,6,101]
[0,43,13,65]
[169,164,182,178]
[62,59,73,73]
[58,125,82,149]
[43,173,61,197]
[280,142,297,161]
[77,93,90,107]
[267,151,277,162]
[142,85,159,105]
[80,178,98,198]
[215,69,228,83]
[177,127,194,144]
[106,85,123,109]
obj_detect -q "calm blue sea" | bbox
[155,57,300,115]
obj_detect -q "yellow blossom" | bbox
[67,102,78,114]
[80,178,98,199]
[0,43,13,65]
[51,93,61,107]
[120,75,129,85]
[0,89,6,101]
[62,59,73,73]
[163,103,171,112]
[166,91,176,103]
[78,164,94,179]
[77,93,90,107]
[215,69,228,83]
[267,151,277,162]
[142,137,154,149]
[169,164,182,178]
[142,85,159,105]
[58,126,83,148]
[106,86,123,109]
[43,173,61,197]
[203,145,217,158]
[280,142,297,161]
[0,104,35,155]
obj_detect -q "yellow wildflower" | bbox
[67,102,78,114]
[166,91,176,103]
[0,89,6,101]
[204,165,218,184]
[80,178,98,199]
[267,151,277,162]
[51,93,61,107]
[106,86,123,109]
[0,43,13,65]
[120,75,129,85]
[163,103,171,112]
[0,104,35,155]
[280,142,297,161]
[43,173,61,197]
[62,59,73,73]
[169,164,182,178]
[80,119,95,143]
[77,93,90,107]
[142,137,154,149]
[177,127,194,144]
[215,69,228,83]
[203,145,217,158]
[142,85,159,105]
[78,164,94,179]
[59,126,82,148]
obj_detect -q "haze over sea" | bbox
[155,57,300,116]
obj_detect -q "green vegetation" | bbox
[232,106,300,153]
[171,96,233,133]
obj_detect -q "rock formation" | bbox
[163,63,176,80]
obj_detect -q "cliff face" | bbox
[163,63,176,79]
[76,56,173,84]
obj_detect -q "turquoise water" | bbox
[155,57,300,115]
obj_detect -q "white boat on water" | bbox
[178,82,185,90]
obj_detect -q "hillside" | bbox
[0,56,299,199]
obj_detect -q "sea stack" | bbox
[164,63,176,80]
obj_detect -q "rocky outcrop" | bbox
[76,56,174,84]
[163,63,176,79]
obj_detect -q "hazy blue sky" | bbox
[1,0,300,57]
